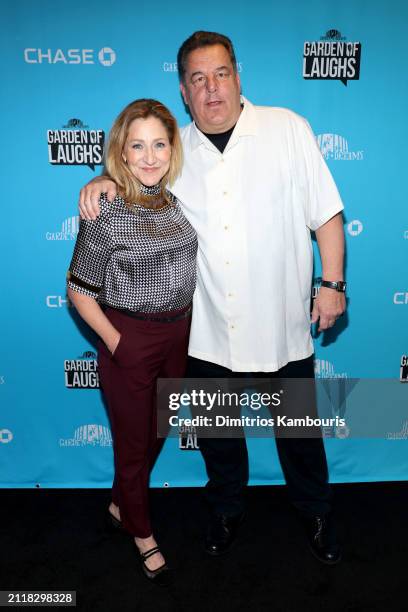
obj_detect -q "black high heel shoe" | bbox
[139,546,172,586]
[106,511,123,532]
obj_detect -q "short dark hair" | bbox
[177,31,237,83]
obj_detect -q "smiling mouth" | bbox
[141,167,159,172]
[206,100,223,107]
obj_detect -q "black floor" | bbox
[1,483,407,612]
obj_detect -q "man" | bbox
[80,31,346,564]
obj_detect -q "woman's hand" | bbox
[107,331,121,356]
[67,288,122,355]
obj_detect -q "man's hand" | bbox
[79,176,117,220]
[313,213,346,331]
[311,287,346,332]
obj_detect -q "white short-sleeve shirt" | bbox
[171,97,344,372]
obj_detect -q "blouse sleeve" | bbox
[67,194,113,299]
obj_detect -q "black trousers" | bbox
[186,354,332,518]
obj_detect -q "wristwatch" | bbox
[320,280,347,293]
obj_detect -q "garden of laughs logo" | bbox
[64,351,99,389]
[47,118,104,170]
[400,355,408,382]
[303,29,361,86]
[179,425,200,450]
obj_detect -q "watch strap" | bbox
[321,280,347,293]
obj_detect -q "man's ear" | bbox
[235,71,241,92]
[180,82,189,106]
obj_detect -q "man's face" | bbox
[180,44,241,134]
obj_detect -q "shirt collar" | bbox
[188,96,257,152]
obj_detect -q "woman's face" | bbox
[122,116,171,186]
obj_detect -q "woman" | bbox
[67,99,197,585]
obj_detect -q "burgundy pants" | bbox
[98,305,191,538]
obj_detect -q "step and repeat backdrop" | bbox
[1,0,407,487]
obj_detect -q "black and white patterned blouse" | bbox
[67,186,198,313]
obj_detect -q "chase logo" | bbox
[46,295,73,308]
[24,47,116,67]
[98,47,116,66]
[59,424,112,447]
[347,220,363,236]
[317,134,364,161]
[46,216,79,241]
[394,293,408,305]
[0,429,13,444]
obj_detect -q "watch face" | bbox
[338,282,347,292]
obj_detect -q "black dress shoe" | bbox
[106,511,123,532]
[304,514,341,565]
[205,513,244,556]
[139,546,172,586]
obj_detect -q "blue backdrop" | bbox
[1,0,407,488]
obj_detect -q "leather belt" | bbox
[112,304,192,323]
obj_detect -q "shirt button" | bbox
[230,324,235,329]
[227,292,234,298]
[223,191,228,196]
[225,261,230,265]
[224,225,229,230]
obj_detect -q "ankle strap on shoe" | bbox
[140,546,160,561]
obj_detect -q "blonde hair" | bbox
[104,98,183,206]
